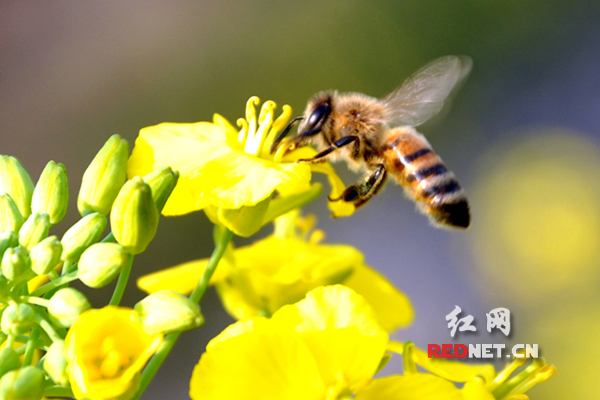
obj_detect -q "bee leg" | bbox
[297,136,358,163]
[329,164,387,208]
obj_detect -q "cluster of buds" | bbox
[0,136,201,400]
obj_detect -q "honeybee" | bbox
[271,55,472,228]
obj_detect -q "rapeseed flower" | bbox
[190,285,554,400]
[372,341,556,400]
[65,307,162,400]
[128,97,353,236]
[138,212,412,331]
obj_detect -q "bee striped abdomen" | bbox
[381,127,470,228]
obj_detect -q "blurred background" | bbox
[2,0,599,398]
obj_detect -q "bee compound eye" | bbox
[306,103,331,133]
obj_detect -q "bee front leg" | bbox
[297,136,358,163]
[329,164,387,208]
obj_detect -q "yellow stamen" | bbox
[237,118,248,143]
[100,349,126,378]
[247,101,275,155]
[273,141,292,163]
[402,341,418,374]
[488,356,527,391]
[264,104,293,154]
[502,366,556,399]
[243,96,260,154]
[309,229,326,243]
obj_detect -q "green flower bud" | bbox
[0,366,45,400]
[1,247,30,281]
[111,177,158,255]
[78,243,132,288]
[29,236,62,275]
[61,212,107,262]
[78,134,129,216]
[0,348,20,378]
[0,231,18,260]
[0,156,34,220]
[142,167,180,213]
[0,194,24,234]
[31,161,68,224]
[134,290,203,335]
[43,340,68,386]
[1,303,35,336]
[47,288,91,327]
[18,213,50,251]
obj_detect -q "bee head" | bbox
[269,94,333,154]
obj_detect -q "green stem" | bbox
[22,327,40,366]
[21,296,50,308]
[48,270,59,280]
[132,227,234,400]
[33,313,62,342]
[108,255,134,306]
[101,232,116,243]
[30,271,78,297]
[44,387,74,397]
[60,261,72,277]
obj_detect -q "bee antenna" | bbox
[269,116,304,154]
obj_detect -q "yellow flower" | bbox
[127,97,353,236]
[367,341,556,400]
[65,307,163,400]
[189,286,554,400]
[138,212,412,332]
[189,285,388,400]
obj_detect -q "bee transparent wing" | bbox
[383,55,472,127]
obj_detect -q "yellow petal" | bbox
[310,162,355,217]
[343,263,413,331]
[214,237,361,319]
[137,258,231,295]
[190,320,325,400]
[197,151,311,209]
[354,374,468,400]
[128,122,238,215]
[215,195,272,237]
[273,285,388,390]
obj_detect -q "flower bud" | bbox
[0,348,20,378]
[142,167,180,213]
[43,340,68,386]
[0,231,18,260]
[0,156,34,219]
[111,177,158,255]
[18,213,50,251]
[0,366,45,400]
[78,243,132,288]
[29,236,62,275]
[48,288,91,327]
[31,161,69,224]
[134,290,203,335]
[1,247,30,281]
[0,194,24,234]
[1,303,36,336]
[78,134,129,216]
[61,212,107,262]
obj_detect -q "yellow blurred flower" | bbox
[138,212,412,332]
[65,307,163,400]
[377,341,555,400]
[191,286,552,400]
[189,285,389,400]
[127,97,353,236]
